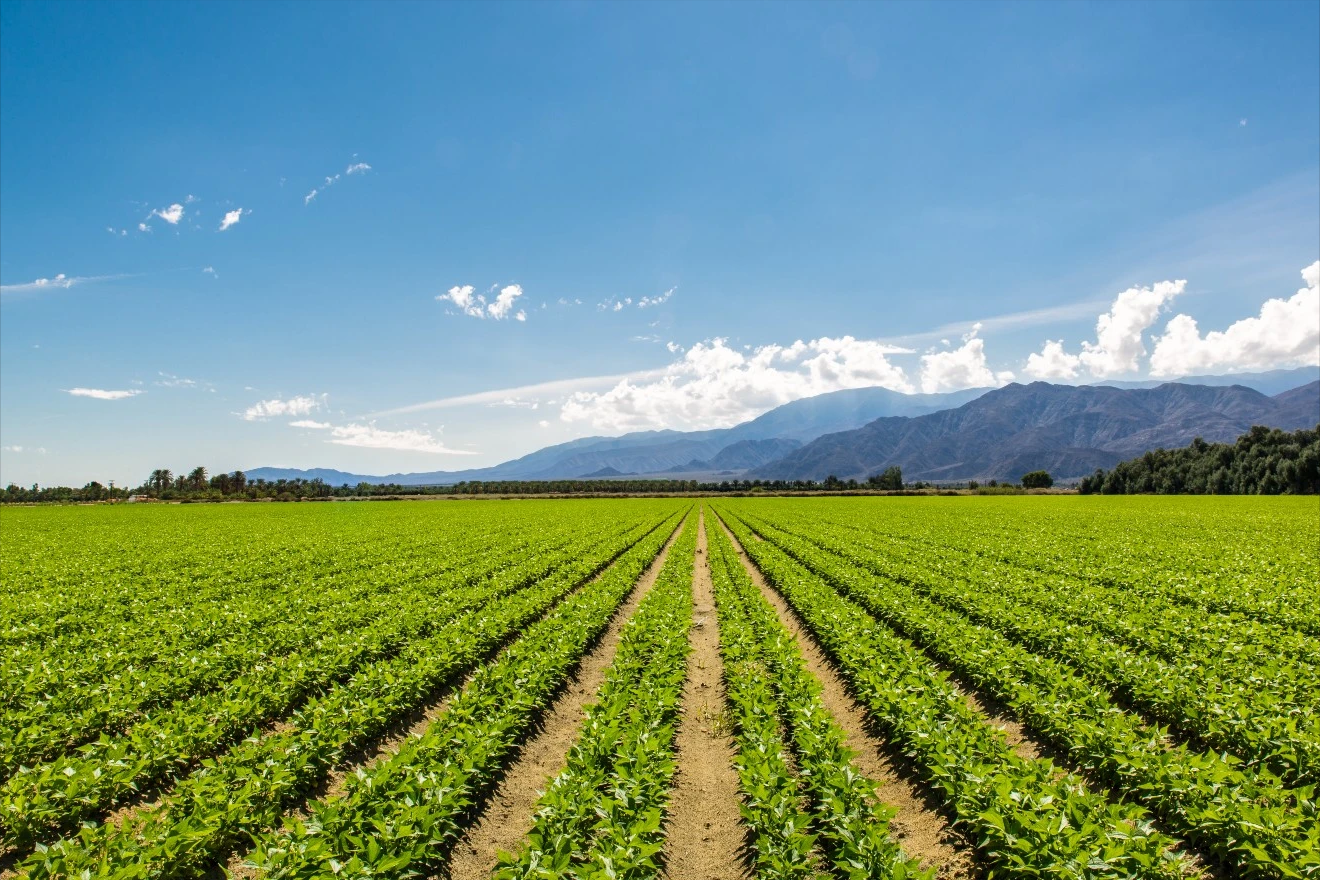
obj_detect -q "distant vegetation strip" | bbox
[1079,424,1319,494]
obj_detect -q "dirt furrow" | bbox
[443,520,687,880]
[660,510,752,880]
[716,514,977,880]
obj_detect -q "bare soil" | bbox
[660,510,753,880]
[715,514,979,880]
[443,520,687,880]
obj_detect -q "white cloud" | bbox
[919,324,1014,393]
[561,335,915,432]
[304,189,319,205]
[437,283,526,321]
[538,420,550,428]
[185,194,198,204]
[1149,261,1320,377]
[1077,279,1186,377]
[152,203,184,225]
[638,287,676,308]
[328,423,476,454]
[1023,339,1082,381]
[346,162,371,174]
[289,419,332,429]
[242,394,326,421]
[203,266,216,277]
[155,372,197,388]
[65,388,144,400]
[139,222,151,233]
[2,271,141,295]
[218,208,248,231]
[488,284,524,320]
[3,445,46,453]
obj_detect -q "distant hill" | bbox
[246,384,987,484]
[247,373,1320,487]
[750,381,1320,483]
[1094,366,1318,396]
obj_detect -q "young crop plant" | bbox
[238,509,694,880]
[22,507,686,880]
[712,505,1189,880]
[4,515,654,854]
[730,508,1318,879]
[496,508,697,879]
[705,518,929,880]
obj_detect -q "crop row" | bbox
[740,505,1320,789]
[1,524,591,777]
[705,515,927,880]
[711,507,1188,880]
[4,514,649,850]
[728,506,1318,878]
[21,505,685,878]
[496,508,697,879]
[239,508,693,879]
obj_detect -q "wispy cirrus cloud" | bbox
[305,159,373,204]
[1,272,135,296]
[289,419,332,429]
[327,422,476,454]
[65,387,144,400]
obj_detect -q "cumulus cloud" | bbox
[1149,261,1320,376]
[218,208,248,231]
[242,394,326,421]
[561,335,914,432]
[65,387,144,400]
[437,283,526,321]
[1023,339,1082,381]
[139,222,151,233]
[919,324,1014,393]
[152,203,184,225]
[289,419,331,429]
[328,423,476,454]
[1078,280,1186,377]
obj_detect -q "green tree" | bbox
[1021,470,1054,489]
[868,466,903,490]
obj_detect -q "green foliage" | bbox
[1020,470,1053,489]
[1079,424,1320,494]
[867,466,903,490]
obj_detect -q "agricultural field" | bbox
[0,496,1316,879]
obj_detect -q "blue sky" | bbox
[2,0,1317,486]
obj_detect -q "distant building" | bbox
[126,494,151,503]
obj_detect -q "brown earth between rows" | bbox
[442,519,688,880]
[659,508,753,880]
[713,512,979,880]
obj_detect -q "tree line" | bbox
[1078,424,1320,495]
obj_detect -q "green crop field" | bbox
[1,496,1316,879]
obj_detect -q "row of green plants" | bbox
[706,514,928,880]
[239,509,693,879]
[802,505,1320,676]
[496,509,698,878]
[4,516,651,850]
[729,507,1317,878]
[712,506,1188,880]
[752,506,1320,782]
[21,508,685,878]
[2,525,590,776]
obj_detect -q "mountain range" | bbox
[247,367,1320,486]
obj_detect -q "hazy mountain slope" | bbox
[248,384,989,483]
[751,381,1320,483]
[1094,366,1319,396]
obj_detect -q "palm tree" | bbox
[188,466,208,491]
[150,469,173,495]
